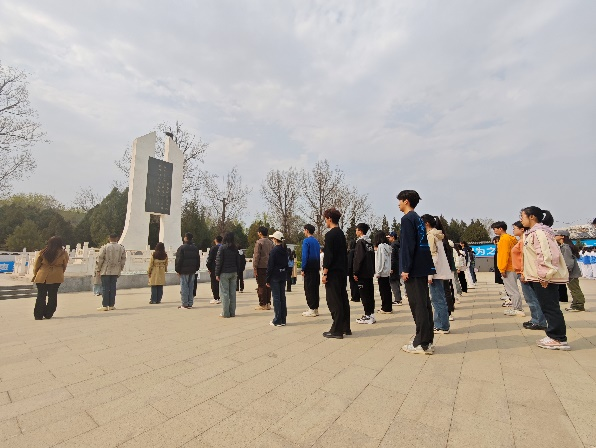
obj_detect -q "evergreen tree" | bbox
[5,219,45,251]
[245,214,275,258]
[462,219,490,243]
[381,215,390,234]
[391,217,401,236]
[88,187,128,246]
[346,216,357,249]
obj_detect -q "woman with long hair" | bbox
[32,236,69,320]
[455,245,468,294]
[373,231,393,314]
[215,232,239,318]
[148,242,168,304]
[520,206,570,350]
[554,230,586,312]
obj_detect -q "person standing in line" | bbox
[236,249,246,293]
[449,240,463,304]
[520,207,570,350]
[267,231,288,327]
[206,236,222,304]
[374,231,393,314]
[421,215,451,335]
[460,242,476,288]
[455,245,468,294]
[286,247,294,292]
[353,223,376,325]
[215,232,239,318]
[434,220,456,320]
[253,226,274,310]
[397,190,436,355]
[387,231,403,306]
[148,242,168,304]
[322,208,351,339]
[347,240,361,303]
[469,247,477,284]
[555,230,586,312]
[291,250,298,285]
[96,233,127,311]
[32,236,69,320]
[175,232,200,309]
[511,221,547,330]
[301,224,321,317]
[492,221,526,317]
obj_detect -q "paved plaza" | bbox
[1,272,596,448]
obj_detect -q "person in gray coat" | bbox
[95,234,127,311]
[555,230,585,312]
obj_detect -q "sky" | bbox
[2,0,595,229]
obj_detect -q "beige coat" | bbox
[33,249,69,284]
[148,257,168,286]
[96,242,127,276]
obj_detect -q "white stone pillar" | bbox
[159,136,184,251]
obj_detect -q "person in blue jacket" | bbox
[301,224,321,317]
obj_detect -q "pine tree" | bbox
[346,216,357,249]
[381,215,390,234]
[391,217,401,236]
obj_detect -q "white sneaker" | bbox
[434,328,450,334]
[536,336,571,350]
[500,295,509,301]
[97,306,108,311]
[376,309,393,314]
[314,308,319,316]
[356,315,376,324]
[449,315,454,321]
[502,299,512,307]
[216,299,221,304]
[401,343,433,355]
[209,299,217,304]
[302,309,317,317]
[504,309,525,317]
[108,306,116,310]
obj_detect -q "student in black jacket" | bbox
[322,208,351,339]
[236,250,246,292]
[397,190,436,354]
[353,223,376,324]
[266,231,288,327]
[175,233,201,309]
[206,235,222,304]
[347,240,361,303]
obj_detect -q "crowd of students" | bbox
[29,191,593,355]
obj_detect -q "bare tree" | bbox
[72,187,101,212]
[300,160,345,240]
[0,62,48,196]
[202,167,252,235]
[115,121,208,195]
[261,168,302,240]
[337,186,371,231]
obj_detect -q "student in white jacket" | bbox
[374,231,393,314]
[422,215,451,334]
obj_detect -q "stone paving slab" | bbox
[1,273,596,447]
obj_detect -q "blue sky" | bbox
[2,0,595,227]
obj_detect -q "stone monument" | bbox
[119,132,184,251]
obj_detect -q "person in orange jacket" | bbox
[491,221,525,317]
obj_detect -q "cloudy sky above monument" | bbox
[2,0,595,228]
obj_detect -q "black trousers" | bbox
[457,271,468,293]
[378,277,392,312]
[256,267,271,306]
[34,283,60,319]
[303,270,320,310]
[358,277,375,316]
[286,269,292,292]
[558,284,569,302]
[404,276,434,348]
[325,272,350,335]
[210,271,220,300]
[349,276,361,302]
[236,272,244,291]
[444,279,455,314]
[193,274,198,297]
[533,282,567,342]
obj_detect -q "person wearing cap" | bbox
[301,224,321,317]
[386,231,403,306]
[253,226,274,310]
[555,230,586,312]
[266,231,288,327]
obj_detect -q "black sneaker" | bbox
[522,321,533,329]
[528,323,547,330]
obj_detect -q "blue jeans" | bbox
[151,285,163,303]
[519,275,546,326]
[270,280,287,325]
[219,272,237,317]
[101,275,118,307]
[429,279,450,331]
[180,274,194,307]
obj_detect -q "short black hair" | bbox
[258,226,268,236]
[109,233,119,239]
[184,232,193,240]
[356,223,370,234]
[215,235,223,243]
[512,221,525,230]
[491,221,507,231]
[304,224,315,235]
[396,190,421,208]
[323,208,342,224]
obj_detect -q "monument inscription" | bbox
[145,157,173,215]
